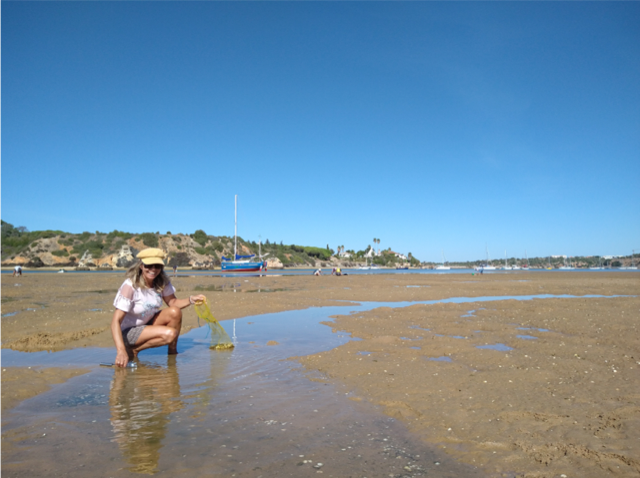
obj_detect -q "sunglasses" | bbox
[142,263,163,270]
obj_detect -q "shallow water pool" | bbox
[2,294,624,477]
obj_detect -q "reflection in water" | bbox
[108,349,232,474]
[109,358,183,474]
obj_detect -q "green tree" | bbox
[193,229,208,247]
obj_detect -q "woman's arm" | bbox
[111,309,130,368]
[164,293,206,309]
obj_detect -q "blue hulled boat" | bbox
[221,195,267,272]
[221,254,266,272]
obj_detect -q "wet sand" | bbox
[2,270,639,476]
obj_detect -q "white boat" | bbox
[558,256,574,270]
[435,250,450,270]
[481,245,497,270]
[358,255,373,270]
[501,250,512,270]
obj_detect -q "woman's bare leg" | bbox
[131,307,183,356]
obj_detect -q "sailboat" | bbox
[501,250,512,270]
[358,257,372,270]
[221,195,267,272]
[482,246,497,270]
[435,250,450,270]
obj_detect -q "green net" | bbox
[194,299,235,350]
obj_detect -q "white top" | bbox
[113,278,176,330]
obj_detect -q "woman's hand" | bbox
[115,349,130,368]
[111,309,130,367]
[189,294,207,305]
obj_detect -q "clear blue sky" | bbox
[2,2,639,262]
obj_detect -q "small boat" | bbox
[481,245,497,270]
[501,250,512,270]
[558,256,574,270]
[435,250,450,270]
[543,256,552,269]
[221,196,267,272]
[221,254,266,272]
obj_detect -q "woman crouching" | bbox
[110,248,205,367]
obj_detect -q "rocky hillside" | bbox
[1,222,357,270]
[1,222,291,269]
[1,222,423,269]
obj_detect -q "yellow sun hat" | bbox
[137,248,166,266]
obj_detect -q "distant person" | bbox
[336,267,342,276]
[314,268,322,276]
[110,248,205,368]
[172,265,177,277]
[13,265,22,277]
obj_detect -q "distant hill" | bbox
[0,221,342,269]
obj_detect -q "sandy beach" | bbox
[2,270,639,477]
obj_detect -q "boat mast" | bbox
[234,195,238,259]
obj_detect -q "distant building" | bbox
[364,246,377,258]
[389,251,407,261]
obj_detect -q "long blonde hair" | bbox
[125,261,170,293]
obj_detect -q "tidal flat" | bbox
[2,271,638,477]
